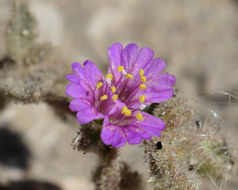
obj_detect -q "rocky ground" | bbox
[0,0,238,189]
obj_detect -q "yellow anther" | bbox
[139,95,146,103]
[100,95,108,101]
[121,106,132,116]
[117,66,124,72]
[136,112,144,120]
[139,84,147,90]
[139,69,144,76]
[111,86,116,93]
[96,82,103,89]
[112,94,118,101]
[141,76,146,83]
[126,73,134,79]
[106,73,113,80]
[124,109,132,116]
[121,106,128,114]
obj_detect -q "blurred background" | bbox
[0,0,238,189]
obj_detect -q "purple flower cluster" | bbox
[66,43,175,148]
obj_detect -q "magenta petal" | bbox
[70,62,95,92]
[65,83,86,98]
[76,110,104,124]
[145,58,166,76]
[144,89,174,103]
[101,126,114,145]
[121,43,139,70]
[72,62,87,78]
[69,99,90,112]
[108,100,125,116]
[130,86,174,109]
[70,61,103,90]
[108,43,123,82]
[83,60,103,87]
[108,43,123,68]
[156,73,176,87]
[134,47,154,69]
[125,128,142,145]
[69,99,104,124]
[134,73,176,105]
[137,113,165,137]
[66,74,80,84]
[102,117,126,148]
[112,128,127,148]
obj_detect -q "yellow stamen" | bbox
[136,112,144,120]
[111,86,116,93]
[139,69,144,76]
[121,106,132,116]
[141,76,146,83]
[117,66,124,72]
[124,109,132,116]
[112,94,118,101]
[106,73,113,80]
[126,73,134,79]
[96,82,103,89]
[139,84,147,90]
[100,95,108,101]
[121,106,128,114]
[139,95,146,103]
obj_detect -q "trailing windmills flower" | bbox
[66,42,176,148]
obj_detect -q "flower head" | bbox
[66,43,176,148]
